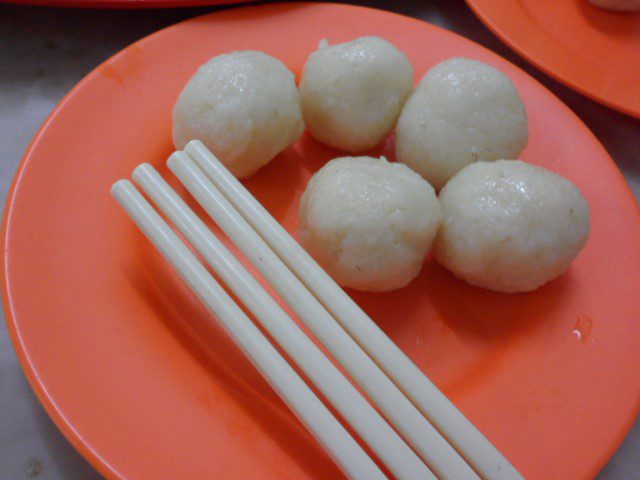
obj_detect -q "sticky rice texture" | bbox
[173,51,304,178]
[300,36,414,152]
[396,57,528,190]
[299,156,441,292]
[435,160,590,292]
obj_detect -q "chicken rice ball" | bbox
[173,51,304,178]
[396,57,528,190]
[298,156,441,292]
[300,37,414,152]
[435,160,590,292]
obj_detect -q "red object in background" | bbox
[466,0,640,118]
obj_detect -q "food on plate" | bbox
[298,156,441,292]
[174,43,590,297]
[587,0,640,11]
[435,160,590,293]
[299,36,414,152]
[396,57,528,190]
[173,51,304,179]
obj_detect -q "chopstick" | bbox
[168,151,479,480]
[111,179,386,480]
[131,163,435,480]
[183,139,524,480]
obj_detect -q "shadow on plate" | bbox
[124,226,344,480]
[351,258,569,340]
[349,258,572,397]
[576,0,640,36]
[242,147,305,222]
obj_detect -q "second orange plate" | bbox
[466,0,640,118]
[3,3,640,480]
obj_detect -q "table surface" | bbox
[1,1,639,479]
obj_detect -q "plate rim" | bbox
[465,0,640,119]
[0,57,127,480]
[3,3,640,479]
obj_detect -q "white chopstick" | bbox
[168,151,479,480]
[131,163,435,480]
[111,179,386,480]
[184,139,524,480]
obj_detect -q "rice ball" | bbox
[396,58,528,190]
[173,51,304,178]
[435,160,590,293]
[298,156,441,292]
[299,36,414,152]
[588,0,640,11]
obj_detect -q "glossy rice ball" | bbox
[299,36,414,152]
[173,51,304,178]
[396,57,528,190]
[588,0,640,11]
[435,160,590,293]
[298,156,441,292]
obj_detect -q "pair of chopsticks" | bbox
[112,140,523,480]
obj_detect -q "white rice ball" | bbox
[298,156,441,292]
[588,0,640,11]
[396,57,528,190]
[299,36,414,152]
[435,160,590,293]
[173,51,304,179]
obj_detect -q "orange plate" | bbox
[466,0,640,118]
[3,3,640,480]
